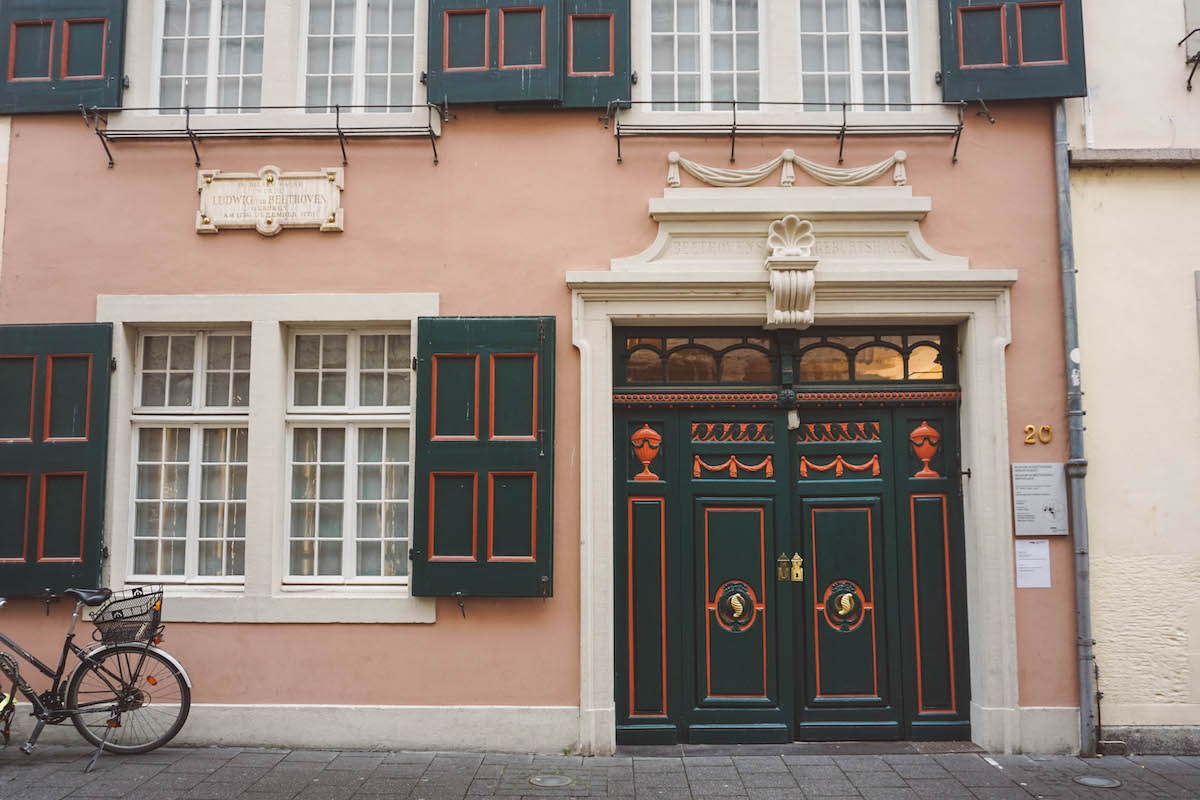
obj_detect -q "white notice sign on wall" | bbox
[1011,462,1068,536]
[1015,538,1051,588]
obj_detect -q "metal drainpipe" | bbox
[1053,99,1098,757]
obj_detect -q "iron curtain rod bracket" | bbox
[78,104,445,168]
[600,99,974,165]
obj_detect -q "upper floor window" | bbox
[136,332,251,411]
[650,0,761,110]
[303,0,417,113]
[799,0,911,110]
[158,0,265,113]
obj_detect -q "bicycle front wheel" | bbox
[66,645,191,754]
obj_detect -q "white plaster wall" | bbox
[1064,0,1200,149]
[1071,167,1200,727]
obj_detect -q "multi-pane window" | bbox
[799,0,910,110]
[137,332,250,410]
[158,0,265,113]
[650,0,760,110]
[132,426,248,579]
[287,426,411,579]
[304,0,417,113]
[286,331,412,583]
[291,332,411,409]
[131,331,250,582]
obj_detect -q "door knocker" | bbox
[715,581,757,632]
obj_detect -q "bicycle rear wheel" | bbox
[66,645,191,754]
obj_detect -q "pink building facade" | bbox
[0,0,1091,754]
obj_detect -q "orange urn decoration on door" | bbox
[909,420,942,478]
[631,424,663,481]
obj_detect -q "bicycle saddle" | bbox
[63,588,112,607]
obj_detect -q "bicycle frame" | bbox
[0,601,149,720]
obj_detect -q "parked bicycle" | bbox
[0,586,191,769]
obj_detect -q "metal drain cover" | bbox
[1073,775,1122,788]
[529,774,574,787]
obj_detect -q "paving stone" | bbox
[323,757,382,772]
[790,766,846,781]
[737,772,797,789]
[179,783,248,800]
[682,758,733,767]
[931,757,990,772]
[631,760,684,773]
[834,757,891,772]
[891,764,951,780]
[845,771,907,788]
[204,767,272,784]
[631,787,691,800]
[857,789,919,800]
[730,758,788,773]
[953,771,1016,789]
[745,789,801,800]
[684,767,741,781]
[282,754,340,764]
[631,773,688,787]
[292,786,357,800]
[687,779,748,796]
[227,755,288,769]
[66,781,151,798]
[900,779,974,799]
[966,790,1034,800]
[353,776,414,794]
[781,756,836,766]
[795,778,861,796]
[533,758,584,769]
[0,788,75,800]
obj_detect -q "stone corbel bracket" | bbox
[763,215,819,330]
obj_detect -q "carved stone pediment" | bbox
[612,187,967,275]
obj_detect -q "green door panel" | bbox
[411,316,554,597]
[615,397,969,743]
[0,0,127,114]
[0,323,112,597]
[892,408,972,740]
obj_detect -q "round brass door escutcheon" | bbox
[833,591,857,618]
[715,581,757,632]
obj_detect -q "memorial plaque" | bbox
[1011,462,1069,536]
[196,165,344,236]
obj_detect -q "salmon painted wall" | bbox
[0,103,1074,709]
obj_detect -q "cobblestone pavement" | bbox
[2,745,1199,800]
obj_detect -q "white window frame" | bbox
[99,293,439,624]
[795,0,917,110]
[127,422,249,585]
[114,4,434,134]
[286,328,413,414]
[646,0,768,111]
[283,421,412,586]
[297,0,420,113]
[284,326,414,586]
[133,330,251,414]
[152,0,266,114]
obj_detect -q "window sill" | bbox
[155,590,435,624]
[100,108,443,137]
[611,105,963,135]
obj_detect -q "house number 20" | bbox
[1024,425,1052,444]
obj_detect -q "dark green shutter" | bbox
[939,0,1085,101]
[0,324,111,596]
[562,0,630,108]
[427,0,563,104]
[0,0,126,114]
[412,317,554,597]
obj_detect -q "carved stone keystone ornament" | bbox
[196,165,345,236]
[763,215,819,330]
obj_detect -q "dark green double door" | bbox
[615,405,970,743]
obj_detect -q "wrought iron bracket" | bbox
[602,99,970,166]
[81,103,445,168]
[1180,28,1200,91]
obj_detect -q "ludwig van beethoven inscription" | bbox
[196,165,344,236]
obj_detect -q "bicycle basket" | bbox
[90,586,163,645]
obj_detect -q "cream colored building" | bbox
[1066,0,1200,752]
